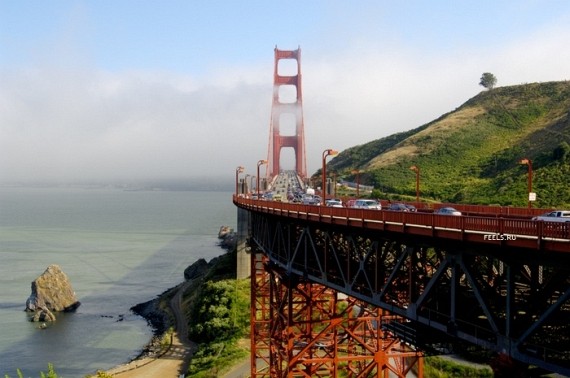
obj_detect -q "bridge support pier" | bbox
[250,245,423,377]
[236,207,251,279]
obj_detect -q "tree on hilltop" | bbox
[480,72,497,90]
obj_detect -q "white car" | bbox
[532,210,570,222]
[325,199,343,208]
[435,207,462,216]
[352,199,382,210]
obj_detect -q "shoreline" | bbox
[130,290,173,356]
[101,287,178,375]
[100,227,237,376]
[102,281,195,376]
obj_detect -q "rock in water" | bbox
[218,225,233,239]
[26,264,81,321]
[32,306,57,322]
[218,225,237,250]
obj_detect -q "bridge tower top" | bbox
[266,46,307,179]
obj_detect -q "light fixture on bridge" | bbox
[235,166,244,196]
[257,160,268,199]
[244,174,250,194]
[409,165,420,204]
[519,158,534,209]
[250,175,256,195]
[322,149,338,204]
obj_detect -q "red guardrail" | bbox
[234,196,570,253]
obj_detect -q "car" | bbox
[435,207,462,216]
[388,203,409,212]
[325,199,343,207]
[405,204,417,212]
[302,195,321,205]
[262,192,273,200]
[532,210,570,222]
[351,199,382,210]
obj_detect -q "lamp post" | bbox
[351,169,360,197]
[250,175,256,195]
[410,165,420,203]
[235,166,244,196]
[520,158,533,208]
[257,160,268,199]
[322,149,338,204]
[244,174,250,194]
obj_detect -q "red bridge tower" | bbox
[267,47,307,178]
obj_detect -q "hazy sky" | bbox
[1,1,570,184]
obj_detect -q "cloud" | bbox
[1,13,569,184]
[301,20,570,166]
[0,67,271,183]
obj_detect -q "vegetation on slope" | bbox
[325,81,570,208]
[424,356,493,378]
[184,250,251,377]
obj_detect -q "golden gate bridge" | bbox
[233,47,570,377]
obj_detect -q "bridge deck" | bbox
[235,197,569,253]
[236,195,570,376]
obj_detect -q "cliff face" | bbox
[25,264,81,322]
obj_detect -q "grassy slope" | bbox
[326,81,570,207]
[182,250,250,377]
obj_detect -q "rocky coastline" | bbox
[120,225,237,361]
[129,291,172,359]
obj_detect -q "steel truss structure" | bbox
[249,212,570,376]
[251,249,423,377]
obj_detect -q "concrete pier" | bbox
[236,206,251,279]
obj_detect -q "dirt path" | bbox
[103,281,196,377]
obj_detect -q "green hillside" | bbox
[324,81,570,208]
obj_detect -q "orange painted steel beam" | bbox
[251,251,272,377]
[250,252,423,377]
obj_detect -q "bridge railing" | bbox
[234,196,570,253]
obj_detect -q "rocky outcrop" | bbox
[218,225,233,239]
[218,225,237,251]
[183,258,210,281]
[26,264,81,322]
[131,296,169,336]
[32,306,57,322]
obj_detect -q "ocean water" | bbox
[0,186,236,377]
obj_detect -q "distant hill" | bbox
[324,81,570,208]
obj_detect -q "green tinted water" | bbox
[0,186,236,376]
